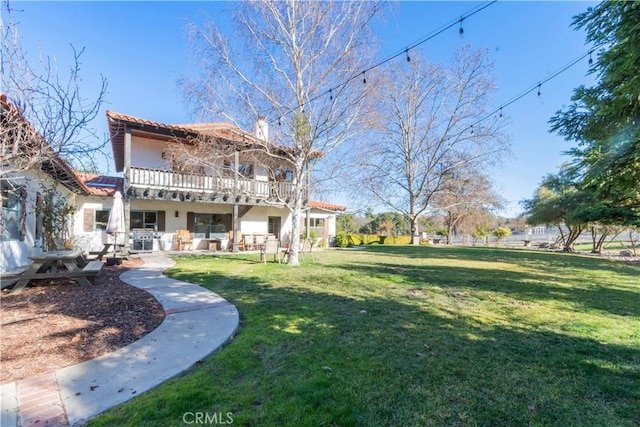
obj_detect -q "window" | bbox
[1,186,22,241]
[193,214,228,237]
[225,161,254,178]
[130,211,158,230]
[95,210,110,230]
[268,216,281,239]
[273,169,294,182]
[309,218,325,228]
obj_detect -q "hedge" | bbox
[345,234,412,246]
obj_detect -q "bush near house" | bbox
[345,234,412,246]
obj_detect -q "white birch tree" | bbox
[181,0,382,265]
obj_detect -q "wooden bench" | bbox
[1,266,29,289]
[83,261,104,275]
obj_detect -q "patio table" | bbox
[10,249,102,294]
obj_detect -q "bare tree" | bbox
[180,0,382,265]
[432,166,503,244]
[356,48,509,243]
[1,1,107,179]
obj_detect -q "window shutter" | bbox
[84,208,94,232]
[157,211,166,231]
[19,188,26,241]
[225,213,232,231]
[186,212,194,232]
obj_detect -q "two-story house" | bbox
[72,111,344,252]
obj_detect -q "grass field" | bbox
[90,246,640,426]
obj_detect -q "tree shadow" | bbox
[156,259,640,427]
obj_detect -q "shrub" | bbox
[335,231,350,248]
[492,226,512,246]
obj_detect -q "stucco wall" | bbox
[1,169,75,272]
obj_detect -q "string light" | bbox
[499,107,503,119]
[329,89,333,100]
[588,51,593,65]
[459,18,464,37]
[265,1,497,126]
[462,48,600,136]
[406,49,411,62]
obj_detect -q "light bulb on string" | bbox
[459,18,464,38]
[470,124,474,135]
[537,83,541,98]
[278,118,282,126]
[362,71,367,84]
[499,107,503,119]
[588,51,593,65]
[329,89,333,100]
[406,49,411,62]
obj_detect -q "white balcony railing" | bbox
[128,166,296,199]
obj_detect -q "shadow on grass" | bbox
[99,254,640,427]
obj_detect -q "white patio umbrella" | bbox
[105,191,126,258]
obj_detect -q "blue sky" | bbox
[8,1,597,216]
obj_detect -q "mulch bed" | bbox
[0,258,165,384]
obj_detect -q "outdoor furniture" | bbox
[244,234,255,251]
[260,238,280,264]
[0,266,29,290]
[176,229,193,251]
[227,231,246,251]
[9,249,103,294]
[254,234,266,250]
[91,243,128,261]
[299,239,315,262]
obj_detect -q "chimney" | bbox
[255,116,268,142]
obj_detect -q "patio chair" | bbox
[261,238,280,264]
[228,231,246,251]
[176,229,193,251]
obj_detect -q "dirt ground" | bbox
[0,258,165,384]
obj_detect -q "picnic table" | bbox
[9,249,103,294]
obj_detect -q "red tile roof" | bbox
[106,110,323,172]
[309,200,347,211]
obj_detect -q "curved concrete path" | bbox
[1,253,239,426]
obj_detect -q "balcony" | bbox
[128,166,295,201]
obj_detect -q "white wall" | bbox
[1,169,75,272]
[130,135,169,170]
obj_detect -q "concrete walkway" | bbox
[1,253,239,427]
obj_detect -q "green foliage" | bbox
[335,231,350,248]
[336,213,358,234]
[492,226,511,246]
[471,223,490,246]
[550,1,640,211]
[37,187,76,251]
[359,211,409,235]
[435,228,449,237]
[344,234,411,246]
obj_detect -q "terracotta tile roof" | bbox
[1,94,91,195]
[106,110,323,172]
[75,173,123,196]
[309,200,347,211]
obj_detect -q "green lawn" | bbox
[90,246,640,427]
